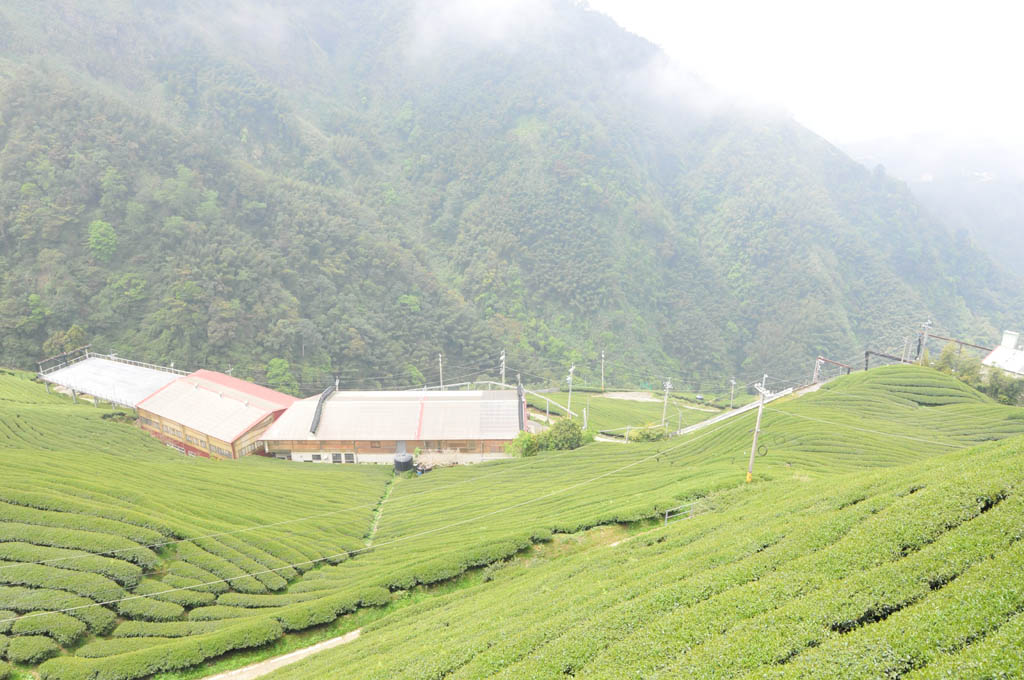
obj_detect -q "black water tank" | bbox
[394,452,414,472]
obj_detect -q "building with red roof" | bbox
[136,370,297,459]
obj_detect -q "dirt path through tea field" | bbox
[202,629,362,680]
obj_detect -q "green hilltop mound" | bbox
[0,367,1021,678]
[817,364,995,407]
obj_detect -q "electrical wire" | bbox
[763,407,962,449]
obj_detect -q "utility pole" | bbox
[746,374,768,484]
[567,364,575,418]
[730,378,736,409]
[812,358,823,384]
[901,337,910,363]
[601,351,605,392]
[661,379,672,427]
[438,353,444,390]
[919,320,932,363]
[500,349,506,387]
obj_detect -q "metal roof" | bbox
[39,357,180,407]
[260,390,522,443]
[983,330,1024,376]
[137,371,297,444]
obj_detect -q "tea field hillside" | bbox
[267,433,1024,679]
[526,390,722,434]
[1,367,1023,679]
[0,371,392,679]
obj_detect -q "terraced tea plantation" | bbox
[0,366,1022,679]
[268,434,1024,679]
[0,371,392,680]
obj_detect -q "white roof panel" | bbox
[136,371,296,444]
[983,346,1024,376]
[261,390,522,443]
[40,357,179,407]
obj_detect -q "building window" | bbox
[312,454,321,461]
[210,444,231,458]
[344,453,355,463]
[332,454,342,463]
[370,441,381,448]
[239,442,261,456]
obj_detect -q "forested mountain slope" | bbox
[0,0,1017,386]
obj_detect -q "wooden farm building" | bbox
[259,390,524,463]
[136,370,297,459]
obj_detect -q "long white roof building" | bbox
[261,390,522,443]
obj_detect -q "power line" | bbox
[763,407,962,449]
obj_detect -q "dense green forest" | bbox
[0,0,1018,392]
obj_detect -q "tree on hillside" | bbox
[266,358,299,395]
[42,324,88,356]
[87,220,118,261]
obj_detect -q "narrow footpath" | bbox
[365,475,397,548]
[202,629,361,680]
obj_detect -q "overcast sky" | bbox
[587,0,1024,148]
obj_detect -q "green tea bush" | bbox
[192,538,287,592]
[214,534,299,581]
[0,612,12,635]
[215,591,324,608]
[0,501,164,545]
[0,587,116,634]
[38,618,284,680]
[0,543,142,587]
[111,620,236,638]
[0,489,174,537]
[10,611,87,645]
[163,564,230,594]
[187,605,255,621]
[0,660,9,679]
[76,637,176,658]
[6,635,60,664]
[133,580,215,608]
[0,524,157,568]
[116,596,184,622]
[0,561,125,602]
[174,543,267,594]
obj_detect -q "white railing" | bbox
[89,353,188,376]
[664,499,709,525]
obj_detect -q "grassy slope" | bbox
[0,366,1022,678]
[527,391,721,433]
[0,371,392,677]
[268,434,1024,679]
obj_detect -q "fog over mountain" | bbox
[0,0,1019,389]
[845,138,1024,274]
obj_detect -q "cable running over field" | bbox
[764,407,962,449]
